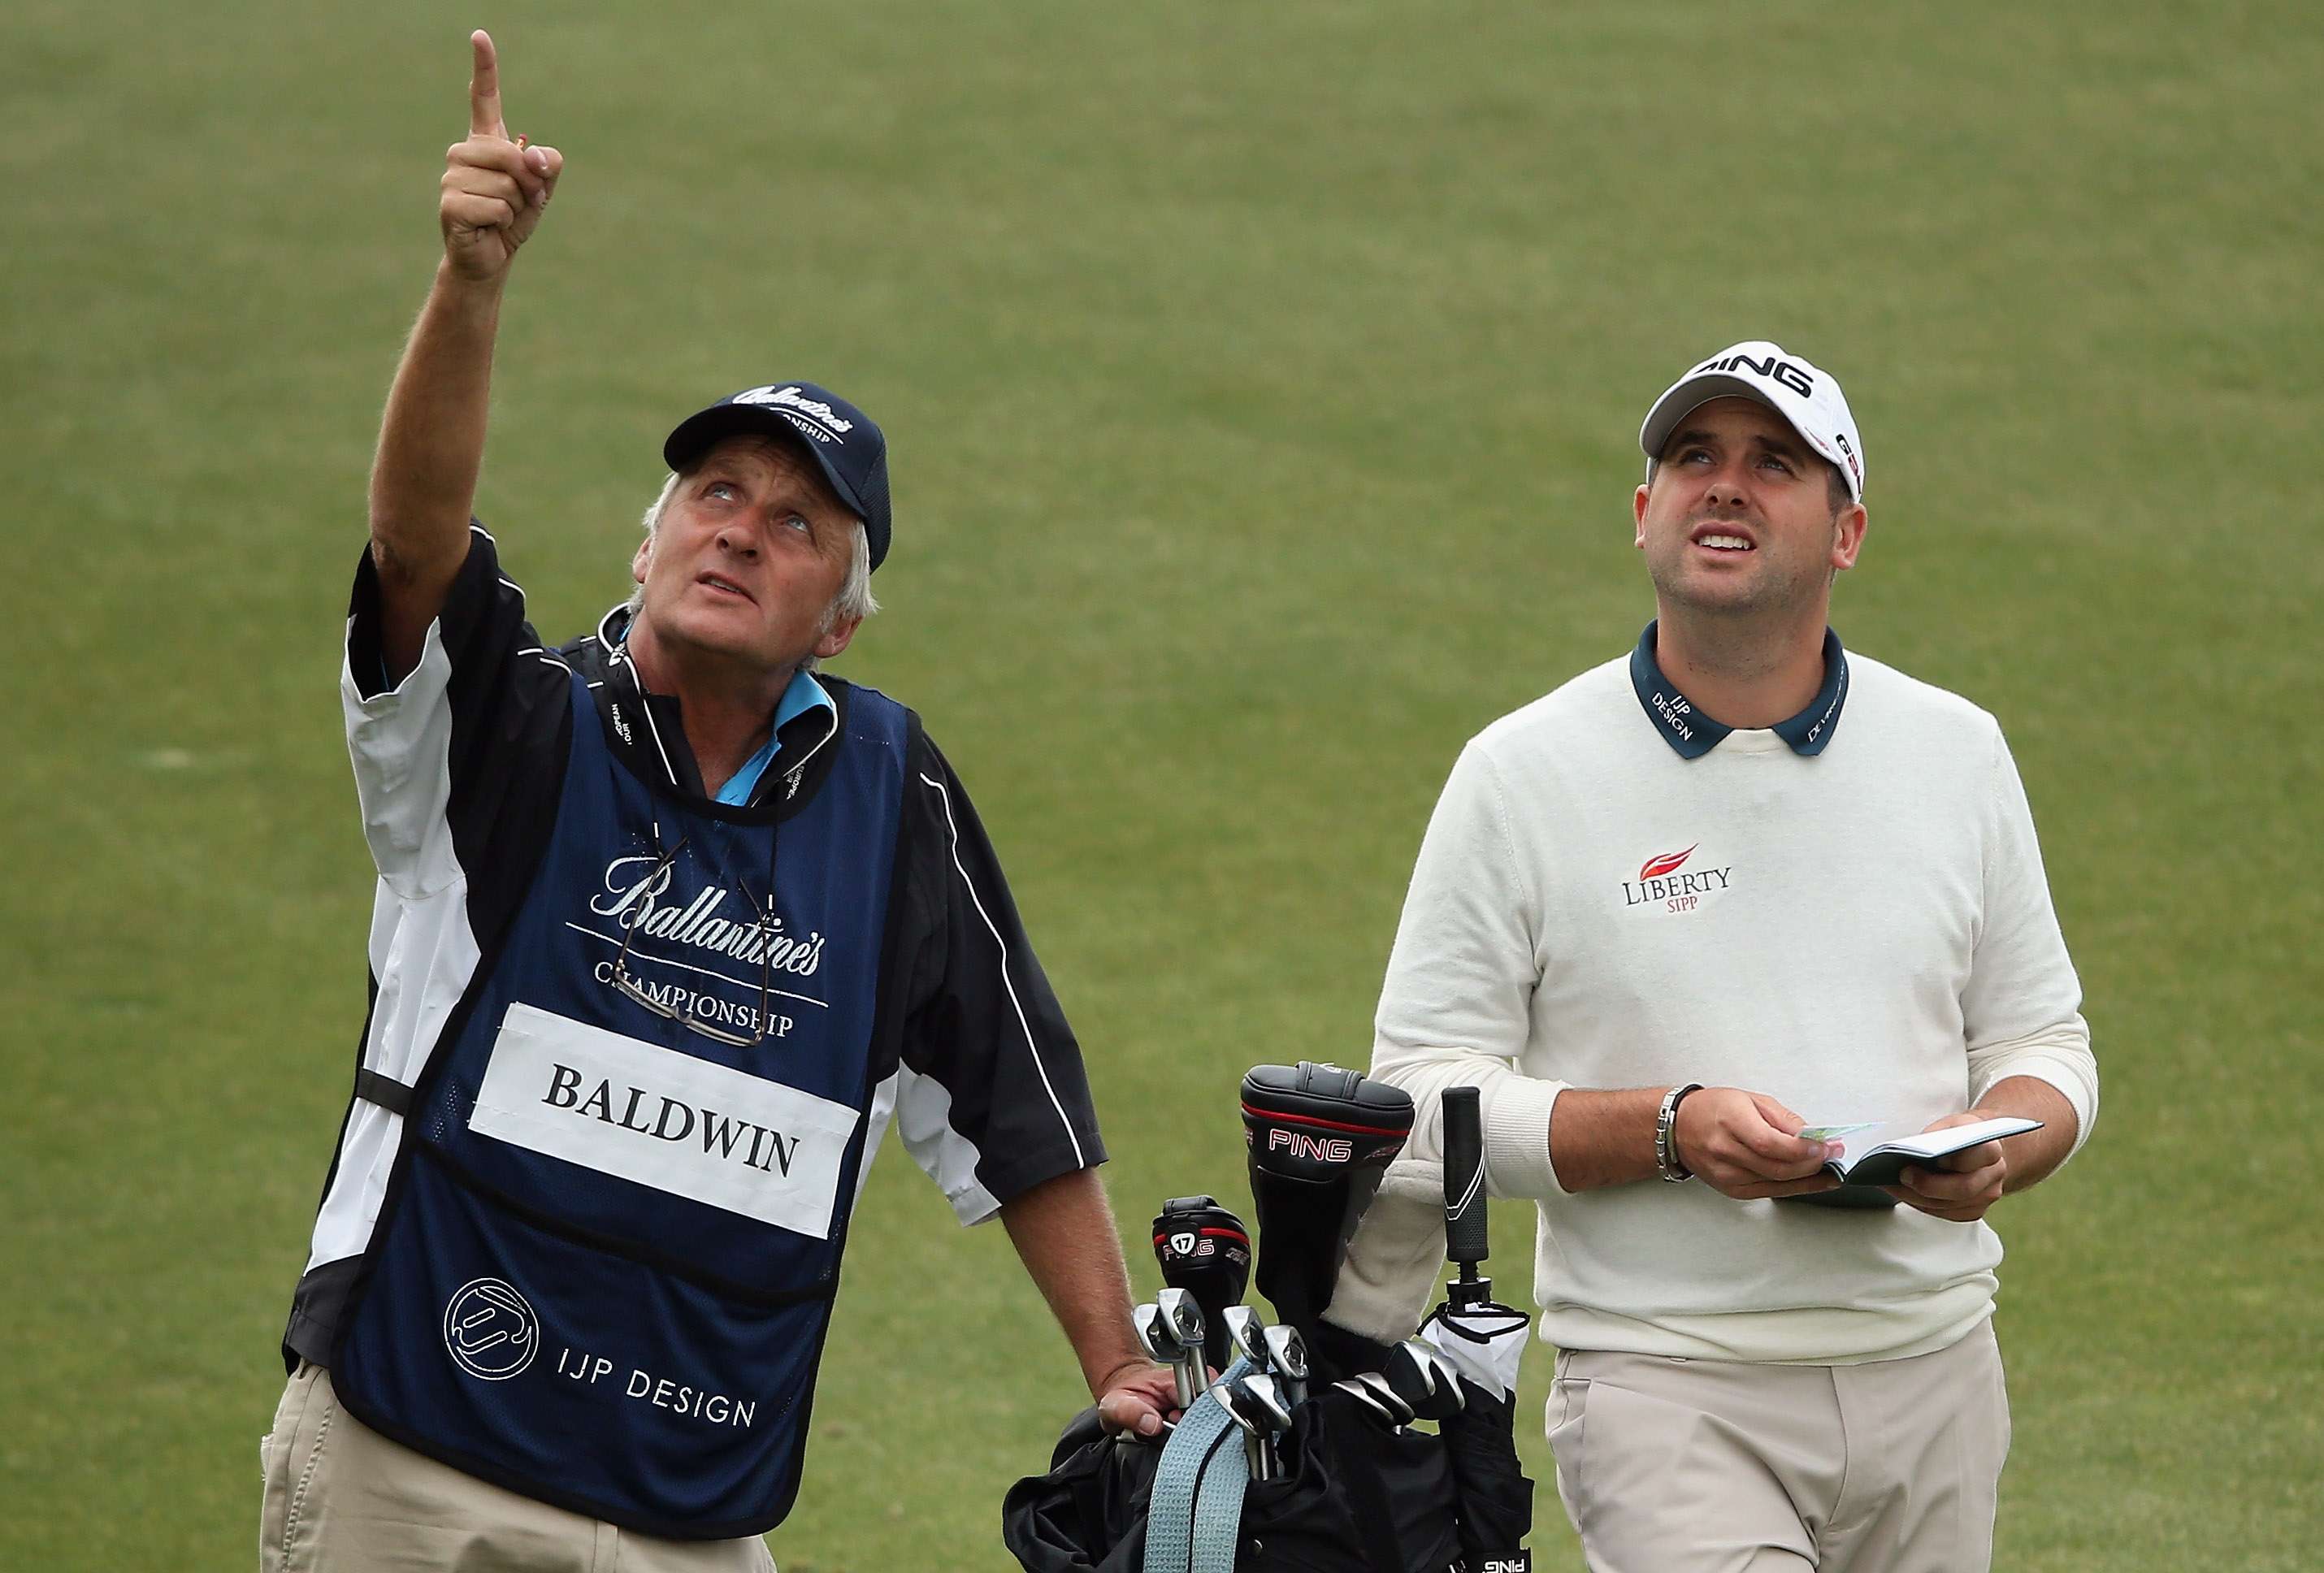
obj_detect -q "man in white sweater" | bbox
[1364,343,2098,1571]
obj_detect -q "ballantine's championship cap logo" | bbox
[731,384,854,441]
[444,1277,540,1380]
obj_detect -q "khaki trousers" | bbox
[1545,1321,2010,1573]
[258,1364,778,1572]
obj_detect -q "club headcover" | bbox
[1241,1063,1413,1349]
[1151,1195,1251,1372]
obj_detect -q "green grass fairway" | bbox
[5,2,2319,1567]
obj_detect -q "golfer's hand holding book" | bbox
[1798,1116,2044,1188]
[1789,1112,2041,1216]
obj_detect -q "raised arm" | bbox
[370,31,564,678]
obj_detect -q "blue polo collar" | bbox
[1628,621,1849,759]
[771,667,835,732]
[592,604,839,804]
[717,670,834,804]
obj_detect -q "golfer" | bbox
[258,32,1171,1571]
[1364,342,2099,1571]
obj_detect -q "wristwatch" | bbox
[1655,1083,1702,1182]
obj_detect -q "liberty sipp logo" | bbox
[1638,846,1697,881]
[1622,843,1733,912]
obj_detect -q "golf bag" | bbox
[1001,1388,1461,1573]
[1001,1073,1531,1573]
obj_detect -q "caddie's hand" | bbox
[1093,1359,1177,1440]
[1884,1111,2008,1222]
[1671,1087,1842,1199]
[440,31,564,282]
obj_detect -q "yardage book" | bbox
[1784,1116,2043,1209]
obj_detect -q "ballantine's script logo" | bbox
[1622,844,1734,913]
[444,1277,540,1380]
[593,856,826,977]
[732,384,853,438]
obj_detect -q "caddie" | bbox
[258,32,1172,1571]
[1360,340,2101,1571]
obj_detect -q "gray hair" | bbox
[626,471,879,670]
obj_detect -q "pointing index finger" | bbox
[470,30,507,140]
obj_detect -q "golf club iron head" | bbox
[1136,1298,1199,1409]
[1385,1338,1466,1422]
[1155,1286,1207,1408]
[1333,1376,1403,1428]
[1243,1371,1295,1435]
[1354,1370,1416,1428]
[1133,1302,1165,1362]
[1261,1324,1309,1407]
[1223,1305,1268,1370]
[1214,1376,1279,1482]
[1249,1372,1295,1482]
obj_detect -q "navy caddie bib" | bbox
[329,670,908,1539]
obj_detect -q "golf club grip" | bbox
[1442,1086,1488,1265]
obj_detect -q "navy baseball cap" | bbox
[662,382,893,570]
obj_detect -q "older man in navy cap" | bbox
[258,32,1170,1572]
[1359,341,2100,1571]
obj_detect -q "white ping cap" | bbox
[1639,340,1865,502]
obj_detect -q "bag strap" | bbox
[1143,1358,1252,1573]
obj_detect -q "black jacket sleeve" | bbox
[341,522,572,938]
[891,726,1106,1210]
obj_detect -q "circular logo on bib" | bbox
[443,1277,540,1380]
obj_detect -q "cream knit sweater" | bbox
[1347,649,2098,1364]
